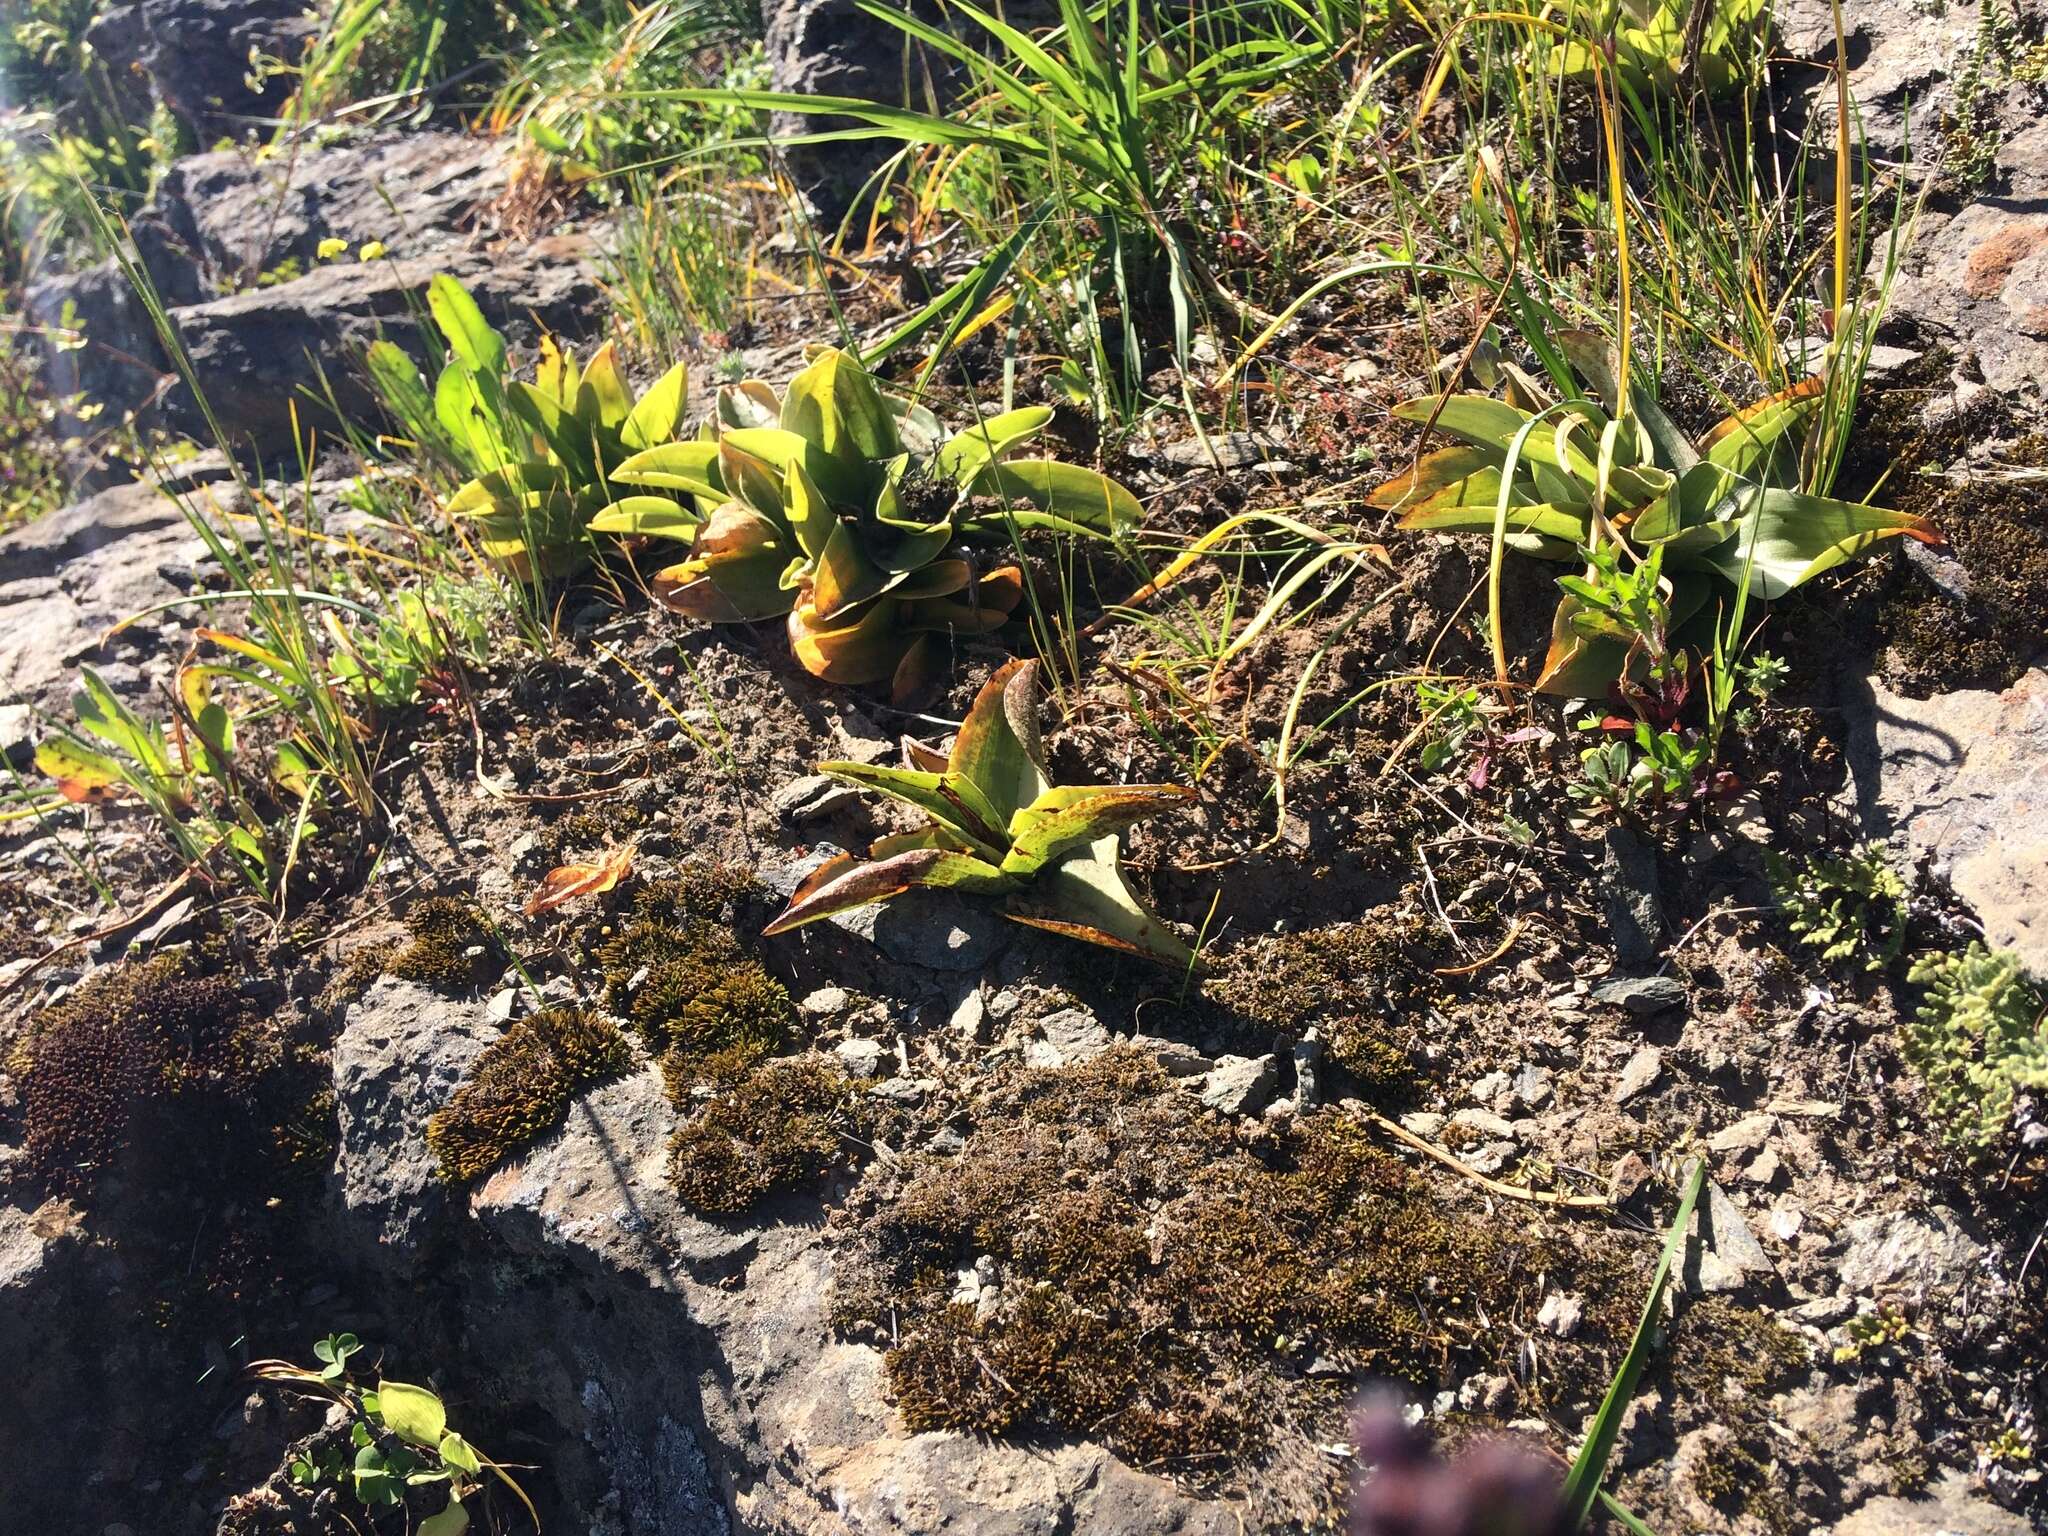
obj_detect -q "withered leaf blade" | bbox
[523,842,637,916]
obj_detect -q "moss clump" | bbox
[667,1054,859,1213]
[836,1048,1631,1479]
[425,1006,633,1180]
[388,896,503,990]
[10,952,321,1201]
[594,869,793,1071]
[1209,914,1438,1104]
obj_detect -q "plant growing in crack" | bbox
[763,659,1195,965]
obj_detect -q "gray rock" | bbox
[1451,1107,1520,1141]
[800,985,850,1019]
[1511,1063,1553,1110]
[771,773,860,823]
[83,0,313,138]
[1032,1005,1112,1066]
[0,703,33,767]
[1829,1471,2037,1535]
[1843,666,2047,975]
[1590,974,1687,1016]
[1708,1113,1776,1154]
[948,987,990,1043]
[1600,826,1664,970]
[1682,1176,1776,1295]
[1198,1053,1279,1115]
[1158,430,1283,469]
[1837,1207,1987,1296]
[833,1037,885,1079]
[1293,1032,1326,1106]
[1613,1045,1662,1104]
[25,132,603,456]
[0,478,231,713]
[1128,1033,1208,1076]
[330,977,497,1252]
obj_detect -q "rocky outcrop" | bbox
[24,131,603,462]
[1844,665,2048,975]
[326,979,1241,1534]
[0,474,231,713]
[82,0,315,139]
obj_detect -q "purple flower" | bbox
[1350,1400,1569,1536]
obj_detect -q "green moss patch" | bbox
[12,952,326,1201]
[388,896,504,990]
[666,1054,862,1214]
[833,1048,1635,1479]
[425,1005,633,1180]
[593,867,794,1076]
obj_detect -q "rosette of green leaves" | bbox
[1549,0,1769,98]
[367,275,688,581]
[1367,331,1938,695]
[590,348,1140,699]
[763,660,1195,965]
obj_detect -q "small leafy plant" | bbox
[1902,943,2048,1152]
[763,659,1194,965]
[593,347,1140,699]
[249,1333,536,1533]
[367,274,690,579]
[1547,0,1770,99]
[1768,841,1908,971]
[33,662,326,891]
[1368,331,1937,697]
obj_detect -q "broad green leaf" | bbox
[780,348,900,463]
[76,667,171,777]
[1367,444,1512,512]
[436,1432,481,1475]
[612,440,724,497]
[762,847,1010,934]
[1701,377,1825,478]
[1701,489,1938,599]
[1534,571,1713,696]
[588,497,702,541]
[426,275,505,378]
[1393,395,1600,486]
[419,1498,469,1536]
[446,461,574,519]
[652,503,792,621]
[809,519,895,620]
[946,657,1050,824]
[1397,501,1593,543]
[785,458,839,564]
[375,1381,447,1450]
[1003,836,1194,967]
[1556,329,1697,473]
[363,341,437,447]
[574,341,634,431]
[1000,783,1193,878]
[968,459,1140,536]
[621,361,687,451]
[35,735,126,803]
[934,405,1054,481]
[815,759,1009,857]
[720,426,873,508]
[717,380,780,429]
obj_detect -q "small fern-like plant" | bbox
[1767,842,1907,972]
[1902,944,2047,1152]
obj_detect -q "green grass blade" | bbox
[1560,1158,1707,1525]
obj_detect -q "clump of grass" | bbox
[425,1005,633,1180]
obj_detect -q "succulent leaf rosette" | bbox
[590,348,1141,699]
[1369,331,1939,695]
[763,659,1195,966]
